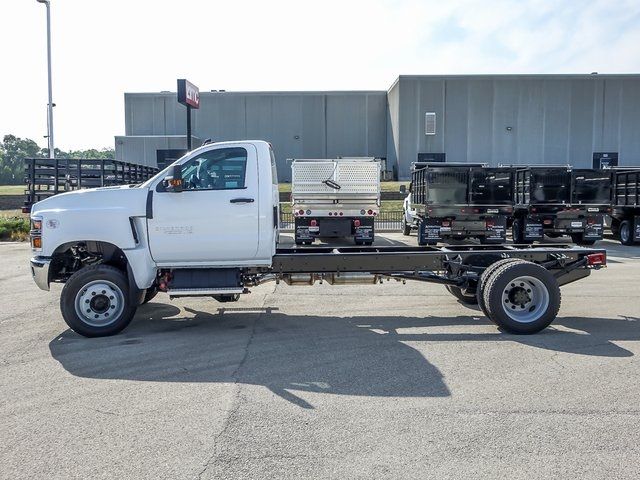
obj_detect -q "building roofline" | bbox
[396,73,640,80]
[124,90,387,96]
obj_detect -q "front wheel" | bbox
[60,265,137,337]
[402,219,411,236]
[213,294,240,303]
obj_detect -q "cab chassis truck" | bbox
[610,167,640,245]
[411,163,514,246]
[510,166,611,245]
[29,141,606,338]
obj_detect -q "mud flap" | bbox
[635,216,640,242]
[583,216,604,240]
[354,217,374,242]
[294,219,314,242]
[485,216,507,242]
[419,219,442,244]
[524,216,544,241]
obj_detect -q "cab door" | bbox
[147,144,260,265]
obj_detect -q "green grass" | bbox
[0,185,24,195]
[0,216,29,241]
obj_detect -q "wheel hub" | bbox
[501,276,550,323]
[74,280,124,327]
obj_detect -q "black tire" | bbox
[483,261,561,334]
[60,265,137,338]
[511,218,532,244]
[570,233,596,246]
[476,258,525,319]
[610,218,620,237]
[142,287,159,304]
[545,232,563,239]
[213,294,240,303]
[445,285,478,305]
[620,220,634,246]
[402,220,411,236]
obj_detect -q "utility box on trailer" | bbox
[411,163,513,245]
[290,158,381,245]
[511,166,611,245]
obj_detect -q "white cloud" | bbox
[0,0,638,150]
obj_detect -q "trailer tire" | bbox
[570,234,596,246]
[60,265,137,338]
[476,258,525,319]
[620,220,634,245]
[445,285,478,304]
[483,261,561,334]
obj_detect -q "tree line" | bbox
[0,134,115,184]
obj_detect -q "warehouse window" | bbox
[425,112,436,135]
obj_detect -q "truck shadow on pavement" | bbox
[49,304,639,409]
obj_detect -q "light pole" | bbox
[37,0,54,159]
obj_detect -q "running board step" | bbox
[168,287,244,297]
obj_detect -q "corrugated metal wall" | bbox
[389,75,640,179]
[122,91,387,180]
[118,75,640,179]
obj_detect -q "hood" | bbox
[32,185,149,218]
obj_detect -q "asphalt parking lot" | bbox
[1,235,640,479]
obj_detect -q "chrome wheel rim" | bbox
[501,275,549,323]
[74,280,125,327]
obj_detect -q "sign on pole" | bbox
[177,79,200,109]
[177,79,200,150]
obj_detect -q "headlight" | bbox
[30,216,43,251]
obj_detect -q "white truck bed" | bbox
[291,158,380,203]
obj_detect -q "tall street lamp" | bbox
[36,0,54,159]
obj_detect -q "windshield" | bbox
[573,170,611,204]
[470,168,512,204]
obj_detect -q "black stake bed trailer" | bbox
[411,163,514,245]
[511,166,611,245]
[235,243,606,334]
[610,168,640,245]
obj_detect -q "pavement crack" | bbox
[196,290,272,480]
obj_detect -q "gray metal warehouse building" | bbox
[116,74,640,180]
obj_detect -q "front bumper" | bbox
[30,256,51,291]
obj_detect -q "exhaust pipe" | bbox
[279,273,380,286]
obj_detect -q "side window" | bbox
[181,147,248,191]
[270,148,278,185]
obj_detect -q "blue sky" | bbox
[1,0,639,149]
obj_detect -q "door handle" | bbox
[230,197,255,203]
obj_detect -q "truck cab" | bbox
[30,140,279,335]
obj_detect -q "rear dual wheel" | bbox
[477,259,561,334]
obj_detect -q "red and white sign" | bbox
[177,79,200,109]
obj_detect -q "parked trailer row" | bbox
[405,164,639,246]
[23,157,159,213]
[28,141,607,338]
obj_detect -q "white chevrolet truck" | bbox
[30,140,606,338]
